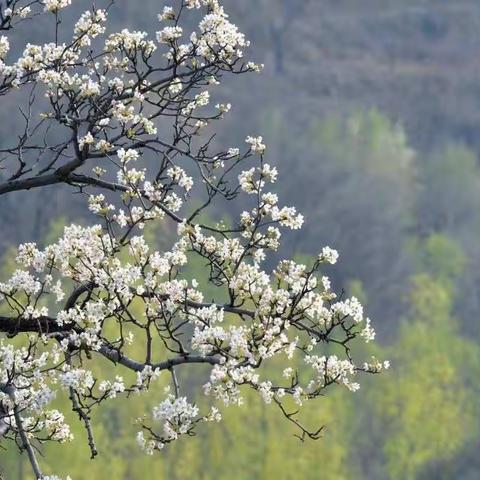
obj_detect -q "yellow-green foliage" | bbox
[369,274,477,480]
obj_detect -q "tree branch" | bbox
[1,385,43,479]
[98,344,221,372]
[0,315,67,335]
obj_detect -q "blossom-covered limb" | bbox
[0,1,387,477]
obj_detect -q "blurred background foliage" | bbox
[2,1,480,478]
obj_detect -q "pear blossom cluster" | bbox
[43,0,71,13]
[0,36,9,59]
[3,5,31,20]
[0,1,386,478]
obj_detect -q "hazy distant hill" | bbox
[225,0,480,152]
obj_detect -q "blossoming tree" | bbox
[0,1,388,478]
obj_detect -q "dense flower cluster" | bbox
[43,0,71,13]
[0,36,9,59]
[0,1,386,478]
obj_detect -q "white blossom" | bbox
[246,135,266,154]
[320,246,339,264]
[43,0,72,13]
[0,36,9,59]
[156,25,183,43]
